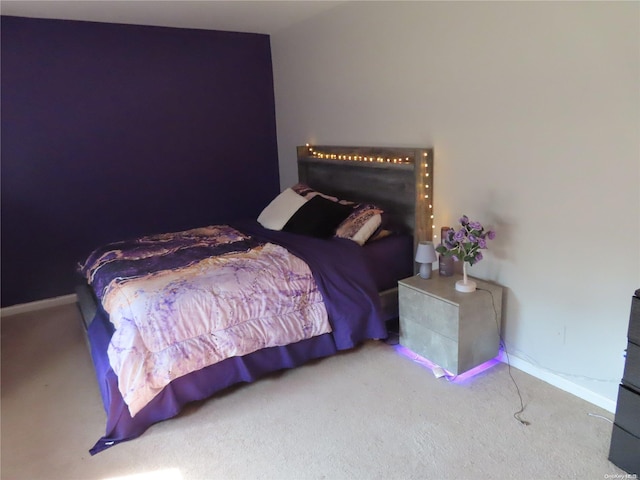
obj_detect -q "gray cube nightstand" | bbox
[398,272,503,375]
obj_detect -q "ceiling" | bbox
[0,1,343,35]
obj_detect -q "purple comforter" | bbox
[86,220,386,454]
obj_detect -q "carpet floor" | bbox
[0,304,627,480]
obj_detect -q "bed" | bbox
[76,145,434,454]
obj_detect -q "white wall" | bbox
[271,1,640,410]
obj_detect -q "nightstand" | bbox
[398,272,503,375]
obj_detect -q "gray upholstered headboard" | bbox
[296,145,434,251]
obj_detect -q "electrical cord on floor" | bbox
[477,286,531,426]
[587,413,614,423]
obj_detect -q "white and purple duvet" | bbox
[81,225,331,416]
[82,220,387,454]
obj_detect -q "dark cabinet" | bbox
[609,289,640,473]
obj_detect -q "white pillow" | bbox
[257,188,308,230]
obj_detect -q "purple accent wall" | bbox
[1,16,280,307]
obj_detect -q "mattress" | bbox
[361,233,414,292]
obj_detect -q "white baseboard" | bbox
[498,351,617,414]
[0,293,78,318]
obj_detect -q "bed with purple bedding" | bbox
[78,145,433,454]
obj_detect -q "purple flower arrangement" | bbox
[436,215,496,266]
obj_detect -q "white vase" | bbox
[455,262,477,293]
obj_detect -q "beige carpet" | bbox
[1,304,627,480]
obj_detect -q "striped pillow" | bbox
[335,204,383,245]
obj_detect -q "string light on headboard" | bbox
[305,144,413,165]
[421,151,437,241]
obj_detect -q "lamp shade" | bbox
[415,241,437,263]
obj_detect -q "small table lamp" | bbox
[415,241,437,279]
